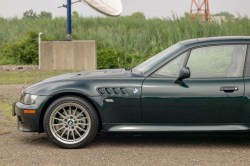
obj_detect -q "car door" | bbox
[141,44,247,123]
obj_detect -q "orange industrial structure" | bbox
[189,0,211,22]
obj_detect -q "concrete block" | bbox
[40,41,97,71]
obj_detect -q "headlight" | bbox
[20,93,38,105]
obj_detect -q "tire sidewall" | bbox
[44,96,98,149]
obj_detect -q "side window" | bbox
[154,52,187,77]
[187,45,247,78]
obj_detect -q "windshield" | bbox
[133,43,184,74]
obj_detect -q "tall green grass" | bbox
[0,15,250,67]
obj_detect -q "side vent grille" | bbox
[105,88,113,94]
[97,88,126,95]
[98,88,106,95]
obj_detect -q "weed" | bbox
[0,130,10,135]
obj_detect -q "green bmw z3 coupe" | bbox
[12,36,250,148]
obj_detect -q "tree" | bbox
[213,11,235,19]
[131,12,146,19]
[184,12,190,18]
[23,9,37,19]
[38,11,52,19]
[72,11,79,18]
[23,10,52,19]
[183,11,202,20]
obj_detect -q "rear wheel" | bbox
[44,96,98,149]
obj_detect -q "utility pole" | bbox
[59,0,81,40]
[189,0,211,22]
[38,32,43,69]
[66,0,73,40]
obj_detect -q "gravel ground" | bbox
[0,84,28,99]
[0,65,38,72]
[1,84,250,165]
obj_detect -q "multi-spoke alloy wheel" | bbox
[44,96,98,149]
[49,103,91,144]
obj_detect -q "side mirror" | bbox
[173,67,190,84]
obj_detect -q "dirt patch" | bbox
[0,84,29,99]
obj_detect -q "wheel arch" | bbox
[39,92,102,133]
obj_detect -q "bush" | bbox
[126,54,148,68]
[97,49,123,69]
[97,48,146,69]
[1,30,38,65]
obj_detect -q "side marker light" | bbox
[24,110,36,114]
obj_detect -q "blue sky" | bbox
[0,0,249,18]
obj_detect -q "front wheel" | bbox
[44,96,99,149]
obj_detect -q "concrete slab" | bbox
[40,41,97,71]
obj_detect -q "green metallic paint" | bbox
[240,77,250,123]
[15,96,52,132]
[90,87,142,123]
[13,37,250,133]
[142,78,244,123]
[15,69,145,132]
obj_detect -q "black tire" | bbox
[43,96,99,149]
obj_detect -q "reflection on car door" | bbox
[141,45,247,123]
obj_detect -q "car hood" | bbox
[24,69,142,95]
[41,69,132,83]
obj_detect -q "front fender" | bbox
[25,80,100,97]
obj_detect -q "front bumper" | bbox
[12,96,50,132]
[12,102,17,116]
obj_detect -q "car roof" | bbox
[179,36,250,46]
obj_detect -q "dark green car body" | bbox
[13,36,250,133]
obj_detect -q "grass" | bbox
[0,98,17,123]
[0,70,76,85]
[23,136,47,143]
[0,130,10,135]
[1,14,250,68]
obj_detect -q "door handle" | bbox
[220,86,238,91]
